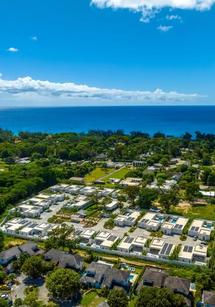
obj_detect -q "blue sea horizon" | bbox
[0,105,215,136]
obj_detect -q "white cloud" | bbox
[31,36,38,41]
[91,0,215,22]
[0,76,202,106]
[166,14,182,21]
[157,25,173,32]
[7,47,19,53]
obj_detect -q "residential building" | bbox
[117,236,147,254]
[80,262,130,290]
[44,248,83,271]
[121,177,142,187]
[115,210,140,227]
[138,212,165,231]
[161,216,188,235]
[188,219,214,241]
[100,235,118,250]
[105,200,118,211]
[201,290,215,307]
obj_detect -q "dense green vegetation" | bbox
[0,128,215,219]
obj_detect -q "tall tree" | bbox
[46,268,80,301]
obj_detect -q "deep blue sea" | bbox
[0,106,215,136]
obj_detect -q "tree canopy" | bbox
[46,268,80,301]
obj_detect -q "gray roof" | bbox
[19,242,43,256]
[81,262,130,289]
[142,268,168,288]
[0,246,21,263]
[44,248,83,270]
[203,290,215,306]
[0,242,43,265]
[164,276,190,296]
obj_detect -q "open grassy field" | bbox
[84,167,114,183]
[81,290,105,307]
[174,204,215,221]
[103,167,130,182]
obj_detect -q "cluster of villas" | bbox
[1,218,56,239]
[76,229,209,266]
[138,212,214,241]
[16,193,65,218]
[50,183,120,199]
[147,238,209,265]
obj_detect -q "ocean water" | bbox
[0,106,215,136]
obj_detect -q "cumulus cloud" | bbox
[31,36,38,41]
[91,0,215,22]
[157,25,173,32]
[0,76,202,106]
[7,47,19,53]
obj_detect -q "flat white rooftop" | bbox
[150,238,165,250]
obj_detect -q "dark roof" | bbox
[0,246,21,264]
[0,242,43,266]
[81,262,130,289]
[19,242,43,256]
[203,291,215,306]
[102,268,129,288]
[142,268,168,288]
[44,248,83,270]
[164,276,190,296]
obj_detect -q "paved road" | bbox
[11,274,49,303]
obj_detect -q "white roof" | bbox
[81,229,95,238]
[133,236,147,247]
[200,191,215,197]
[179,245,193,260]
[162,222,174,230]
[95,231,111,240]
[150,238,165,249]
[117,237,134,250]
[193,244,207,256]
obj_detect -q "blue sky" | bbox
[0,0,214,106]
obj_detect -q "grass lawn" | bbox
[103,167,130,182]
[174,204,215,221]
[3,235,26,249]
[84,167,114,183]
[81,291,105,307]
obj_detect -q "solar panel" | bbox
[183,245,193,253]
[184,245,188,252]
[160,243,173,256]
[188,246,193,253]
[124,237,133,243]
[108,235,117,242]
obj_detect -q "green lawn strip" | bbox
[103,167,130,182]
[81,290,105,306]
[84,167,115,183]
[174,204,215,221]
